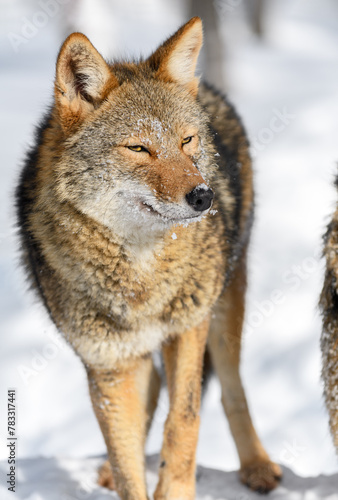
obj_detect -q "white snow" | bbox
[1,455,338,500]
[1,0,338,497]
[196,183,210,191]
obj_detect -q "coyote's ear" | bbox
[147,17,203,97]
[55,33,118,131]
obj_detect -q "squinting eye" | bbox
[127,145,149,153]
[182,136,193,145]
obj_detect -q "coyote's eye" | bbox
[182,136,193,146]
[127,145,149,153]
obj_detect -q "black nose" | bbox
[185,186,214,212]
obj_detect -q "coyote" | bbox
[320,180,338,452]
[16,17,281,499]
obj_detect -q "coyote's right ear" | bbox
[147,17,203,97]
[55,33,118,131]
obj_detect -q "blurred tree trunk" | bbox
[246,0,264,37]
[189,0,226,91]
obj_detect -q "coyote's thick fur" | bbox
[16,17,281,499]
[320,180,338,452]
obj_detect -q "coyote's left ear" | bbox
[147,17,203,97]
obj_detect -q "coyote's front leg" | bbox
[87,357,152,500]
[155,318,209,500]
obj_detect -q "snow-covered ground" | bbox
[1,0,338,497]
[1,454,338,500]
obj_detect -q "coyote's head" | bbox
[53,18,216,245]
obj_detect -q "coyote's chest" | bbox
[46,216,226,366]
[75,224,224,328]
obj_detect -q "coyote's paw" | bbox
[97,460,115,490]
[239,460,282,493]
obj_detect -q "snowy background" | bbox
[1,0,338,497]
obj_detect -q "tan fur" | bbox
[55,32,118,131]
[17,18,280,499]
[155,318,209,500]
[149,17,202,96]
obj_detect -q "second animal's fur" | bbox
[320,180,338,451]
[17,17,281,499]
